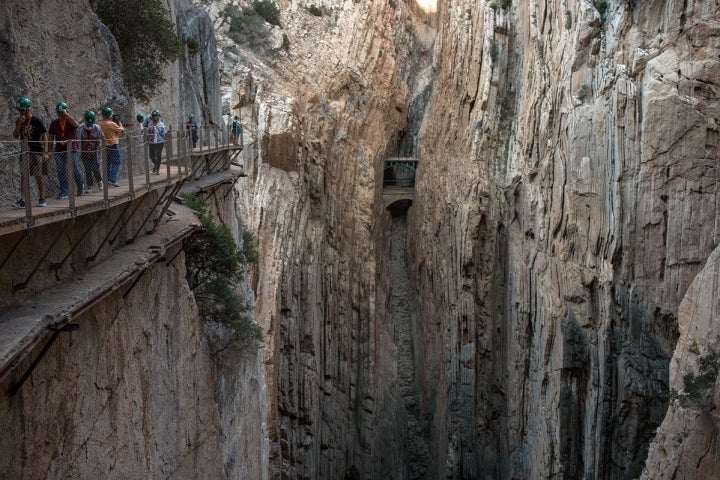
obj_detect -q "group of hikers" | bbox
[10,97,170,209]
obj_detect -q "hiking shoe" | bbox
[109,181,119,187]
[38,198,47,207]
[85,187,94,194]
[57,194,69,200]
[12,199,25,209]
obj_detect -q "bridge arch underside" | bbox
[382,164,415,214]
[385,197,413,215]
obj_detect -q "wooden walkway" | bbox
[0,166,189,235]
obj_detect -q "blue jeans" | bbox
[106,144,121,183]
[54,150,83,196]
[81,151,102,187]
[149,143,164,172]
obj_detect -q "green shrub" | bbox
[307,5,325,16]
[489,38,499,63]
[186,37,200,55]
[671,349,720,410]
[182,194,261,348]
[222,3,275,52]
[96,0,181,102]
[253,0,281,26]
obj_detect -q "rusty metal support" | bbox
[86,203,132,262]
[207,152,225,173]
[151,178,187,231]
[7,322,78,396]
[108,200,143,246]
[14,222,71,290]
[0,231,28,271]
[52,211,105,267]
[128,186,172,243]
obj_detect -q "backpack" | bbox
[80,124,101,152]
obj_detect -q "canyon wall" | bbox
[0,1,265,478]
[1,0,718,478]
[234,0,720,478]
[410,0,720,478]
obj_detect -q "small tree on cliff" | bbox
[182,194,262,349]
[96,0,181,102]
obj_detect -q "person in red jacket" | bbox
[48,101,83,199]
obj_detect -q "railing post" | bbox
[20,139,32,220]
[126,132,134,195]
[165,129,173,179]
[101,146,108,205]
[66,148,74,209]
[144,137,151,186]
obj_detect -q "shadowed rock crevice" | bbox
[386,213,429,479]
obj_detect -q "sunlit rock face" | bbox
[2,0,719,477]
[229,0,719,478]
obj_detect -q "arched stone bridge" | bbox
[382,157,417,209]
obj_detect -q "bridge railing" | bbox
[383,157,417,189]
[0,123,241,223]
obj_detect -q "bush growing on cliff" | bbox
[222,4,272,52]
[253,0,282,26]
[670,348,720,411]
[96,0,181,102]
[182,194,261,348]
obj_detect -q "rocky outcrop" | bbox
[642,246,720,478]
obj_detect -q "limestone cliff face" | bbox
[0,0,128,135]
[0,1,265,478]
[230,0,720,478]
[409,0,720,478]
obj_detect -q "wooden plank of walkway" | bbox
[0,166,189,236]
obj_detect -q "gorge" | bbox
[1,0,719,479]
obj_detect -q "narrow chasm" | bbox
[387,210,430,479]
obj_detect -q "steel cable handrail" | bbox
[0,122,240,223]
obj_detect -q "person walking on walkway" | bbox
[99,106,124,187]
[136,114,147,136]
[186,114,198,148]
[77,111,105,193]
[48,101,83,199]
[230,115,242,145]
[145,110,166,174]
[12,97,49,208]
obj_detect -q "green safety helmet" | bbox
[55,101,68,112]
[16,97,32,110]
[136,113,144,122]
[84,110,96,123]
[151,110,160,117]
[188,114,193,119]
[101,106,113,118]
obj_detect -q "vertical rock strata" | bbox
[242,0,719,479]
[408,0,720,478]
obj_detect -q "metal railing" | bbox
[0,124,242,223]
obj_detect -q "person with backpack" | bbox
[77,110,105,193]
[186,114,199,148]
[145,110,166,174]
[136,114,145,134]
[231,115,242,145]
[11,97,49,208]
[48,101,83,199]
[99,106,124,187]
